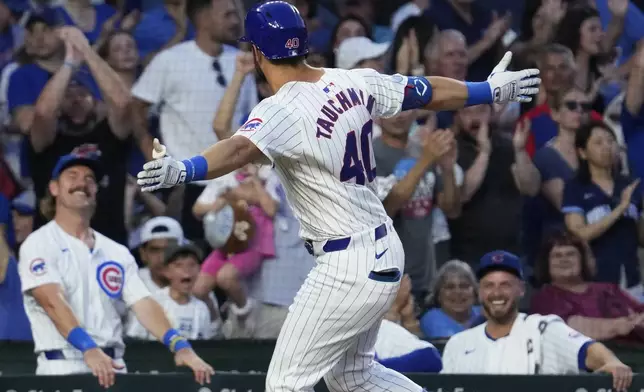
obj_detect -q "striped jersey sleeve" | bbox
[351,68,407,118]
[233,99,302,165]
[540,316,594,374]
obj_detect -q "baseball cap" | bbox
[163,239,203,265]
[477,250,524,280]
[51,152,103,182]
[335,37,390,70]
[140,216,184,245]
[12,191,35,215]
[25,10,59,29]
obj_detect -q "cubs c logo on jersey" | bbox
[239,118,263,132]
[29,258,46,276]
[96,261,125,298]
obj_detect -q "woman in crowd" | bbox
[531,229,644,342]
[419,260,481,339]
[327,15,371,68]
[511,0,566,69]
[562,120,643,294]
[98,30,139,89]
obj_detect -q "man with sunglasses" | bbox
[131,0,257,247]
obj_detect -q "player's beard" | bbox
[482,297,520,325]
[252,48,268,84]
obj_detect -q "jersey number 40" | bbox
[340,120,376,185]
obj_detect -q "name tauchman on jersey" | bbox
[316,88,375,139]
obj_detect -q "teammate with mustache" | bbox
[17,152,214,388]
[441,251,632,391]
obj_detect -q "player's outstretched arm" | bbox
[30,284,123,388]
[585,342,633,391]
[401,52,540,112]
[137,137,262,192]
[130,297,215,384]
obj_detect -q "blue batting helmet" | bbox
[240,1,309,60]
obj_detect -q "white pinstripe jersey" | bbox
[18,221,150,355]
[125,287,214,340]
[234,68,408,240]
[441,313,593,374]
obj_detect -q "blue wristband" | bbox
[181,156,208,182]
[67,327,98,353]
[162,328,191,352]
[465,82,493,106]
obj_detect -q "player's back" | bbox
[237,68,407,240]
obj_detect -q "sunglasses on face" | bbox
[564,101,592,112]
[212,60,227,87]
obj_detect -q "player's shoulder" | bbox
[21,221,58,249]
[240,96,297,129]
[520,312,565,329]
[95,232,136,262]
[445,322,486,348]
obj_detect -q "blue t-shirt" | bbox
[562,175,642,287]
[595,0,644,64]
[620,102,644,181]
[133,6,195,60]
[0,257,32,340]
[522,146,576,263]
[0,193,15,249]
[420,306,482,339]
[51,4,117,44]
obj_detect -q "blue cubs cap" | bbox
[51,151,103,181]
[240,1,309,60]
[477,250,524,280]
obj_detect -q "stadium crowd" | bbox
[1,0,644,370]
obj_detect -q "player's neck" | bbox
[266,63,323,94]
[54,212,92,242]
[194,33,222,58]
[485,312,518,339]
[169,287,191,304]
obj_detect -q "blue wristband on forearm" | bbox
[67,327,98,352]
[162,328,191,352]
[465,82,493,106]
[180,156,208,183]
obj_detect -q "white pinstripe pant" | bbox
[266,221,422,392]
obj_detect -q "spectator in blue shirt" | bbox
[562,120,643,293]
[51,0,117,45]
[621,41,644,180]
[0,191,30,340]
[132,0,195,65]
[420,260,482,339]
[593,0,644,65]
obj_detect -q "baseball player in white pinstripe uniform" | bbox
[137,2,541,392]
[441,251,632,391]
[19,152,214,388]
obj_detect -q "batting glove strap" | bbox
[163,328,191,353]
[465,82,493,106]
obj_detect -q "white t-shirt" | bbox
[138,267,163,292]
[19,221,150,356]
[132,41,258,161]
[442,313,594,374]
[233,68,407,240]
[125,287,214,340]
[375,319,434,360]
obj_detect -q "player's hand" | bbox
[487,52,541,103]
[594,360,632,391]
[137,138,187,192]
[83,348,124,389]
[174,347,215,385]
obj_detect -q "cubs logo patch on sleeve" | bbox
[239,118,263,132]
[96,261,125,298]
[29,258,46,276]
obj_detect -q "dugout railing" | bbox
[0,373,642,392]
[1,339,644,375]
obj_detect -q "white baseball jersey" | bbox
[233,68,407,240]
[375,319,435,360]
[441,313,594,374]
[18,221,150,357]
[125,287,214,340]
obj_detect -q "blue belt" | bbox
[304,223,388,256]
[44,347,116,360]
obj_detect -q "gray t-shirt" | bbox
[373,137,442,295]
